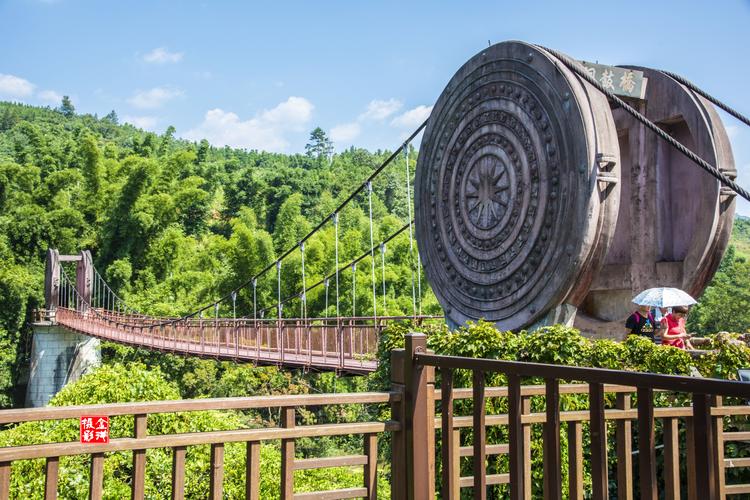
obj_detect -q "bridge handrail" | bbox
[416,352,750,398]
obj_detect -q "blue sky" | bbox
[1,0,749,215]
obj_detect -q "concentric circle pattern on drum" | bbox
[416,41,601,330]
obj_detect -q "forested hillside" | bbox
[0,99,748,409]
[0,100,437,408]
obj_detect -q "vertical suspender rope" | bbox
[404,146,417,317]
[351,263,357,317]
[334,213,340,318]
[300,242,307,320]
[252,278,257,322]
[380,243,387,316]
[366,181,378,321]
[276,261,282,320]
[214,302,219,348]
[417,252,422,315]
[324,278,330,318]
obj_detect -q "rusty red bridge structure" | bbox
[41,122,438,374]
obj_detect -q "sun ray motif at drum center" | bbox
[465,155,511,229]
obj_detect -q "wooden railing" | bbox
[396,333,750,500]
[2,332,750,499]
[0,392,401,500]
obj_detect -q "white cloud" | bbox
[124,115,158,130]
[184,96,314,152]
[37,89,63,104]
[391,104,433,129]
[143,47,184,64]
[0,74,35,98]
[330,122,361,143]
[128,86,184,109]
[359,98,402,121]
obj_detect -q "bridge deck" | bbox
[50,308,427,373]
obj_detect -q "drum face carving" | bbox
[416,41,620,331]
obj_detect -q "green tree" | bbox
[104,110,119,125]
[58,96,75,118]
[304,127,333,163]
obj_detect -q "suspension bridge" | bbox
[41,123,439,374]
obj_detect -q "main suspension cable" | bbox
[660,70,750,129]
[537,45,750,202]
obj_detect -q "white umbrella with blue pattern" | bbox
[632,287,697,308]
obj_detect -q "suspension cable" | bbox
[537,45,750,202]
[660,70,750,129]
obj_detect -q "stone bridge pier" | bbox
[26,249,100,407]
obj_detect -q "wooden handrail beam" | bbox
[0,421,400,461]
[0,392,401,425]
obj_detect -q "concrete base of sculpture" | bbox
[527,303,578,332]
[26,321,100,407]
[573,314,628,341]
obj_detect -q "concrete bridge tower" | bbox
[26,249,100,407]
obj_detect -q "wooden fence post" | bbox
[280,407,295,500]
[712,396,725,497]
[522,396,532,500]
[132,414,147,500]
[615,394,633,500]
[692,393,716,499]
[390,349,406,500]
[403,333,433,500]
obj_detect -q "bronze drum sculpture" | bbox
[415,41,736,336]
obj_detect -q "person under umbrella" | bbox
[661,305,695,350]
[629,287,697,348]
[625,304,657,341]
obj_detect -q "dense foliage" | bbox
[0,100,439,408]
